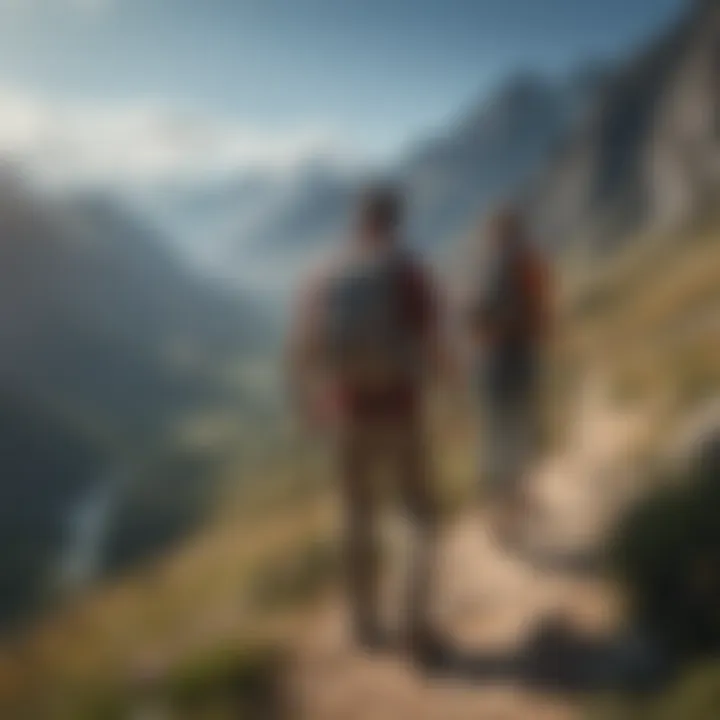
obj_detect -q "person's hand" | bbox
[312,385,343,431]
[294,383,340,434]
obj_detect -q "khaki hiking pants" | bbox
[337,418,439,640]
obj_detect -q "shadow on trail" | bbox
[509,544,606,580]
[431,615,672,695]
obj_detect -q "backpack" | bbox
[479,243,547,345]
[324,248,420,389]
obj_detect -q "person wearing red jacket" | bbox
[467,206,551,548]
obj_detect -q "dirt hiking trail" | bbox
[288,377,652,720]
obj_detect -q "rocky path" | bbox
[287,377,651,719]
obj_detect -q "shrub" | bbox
[590,662,720,720]
[163,642,285,719]
[609,437,720,659]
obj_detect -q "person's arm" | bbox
[285,278,327,425]
[460,257,496,345]
[467,304,495,344]
[465,282,501,345]
[521,247,552,342]
[403,260,450,380]
[533,252,552,341]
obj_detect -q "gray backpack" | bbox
[325,248,417,388]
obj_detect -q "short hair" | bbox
[485,203,526,244]
[357,184,404,230]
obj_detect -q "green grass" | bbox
[247,535,341,611]
[3,213,720,719]
[161,642,285,719]
[590,662,720,720]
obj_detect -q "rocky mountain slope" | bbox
[211,1,717,268]
[528,0,719,254]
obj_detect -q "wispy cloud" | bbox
[69,0,112,12]
[0,87,346,189]
[0,0,112,12]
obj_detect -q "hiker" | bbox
[466,206,551,547]
[288,185,445,664]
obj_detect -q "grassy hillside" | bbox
[0,216,718,718]
[562,210,720,452]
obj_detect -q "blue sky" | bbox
[0,0,686,184]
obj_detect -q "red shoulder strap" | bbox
[397,257,435,337]
[519,249,550,337]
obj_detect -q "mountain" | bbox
[209,1,717,268]
[117,71,599,296]
[239,160,357,255]
[0,175,270,629]
[527,0,720,255]
[0,389,104,626]
[70,2,716,288]
[113,160,360,301]
[227,73,600,263]
[0,179,267,434]
[128,171,279,266]
[400,70,603,252]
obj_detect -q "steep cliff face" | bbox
[528,1,719,255]
[647,1,720,232]
[401,72,586,251]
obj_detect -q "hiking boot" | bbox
[406,625,453,673]
[352,620,389,654]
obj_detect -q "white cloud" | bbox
[0,0,112,12]
[69,0,111,12]
[0,87,347,189]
